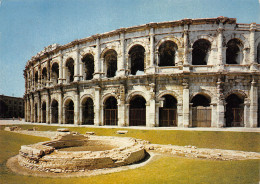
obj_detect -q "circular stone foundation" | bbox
[18,133,146,173]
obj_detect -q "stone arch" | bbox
[157,91,181,103]
[190,91,213,103]
[128,44,145,75]
[102,49,118,78]
[80,49,95,59]
[126,41,148,55]
[103,95,118,126]
[64,97,74,124]
[155,36,182,51]
[50,98,59,124]
[65,57,75,83]
[129,94,146,126]
[192,39,212,65]
[82,53,94,80]
[190,93,212,127]
[190,35,215,48]
[63,96,74,107]
[100,46,118,59]
[224,33,249,48]
[226,38,244,64]
[80,94,94,105]
[102,93,119,105]
[126,91,148,104]
[158,94,178,127]
[51,62,59,85]
[224,90,248,100]
[81,96,94,125]
[225,93,245,127]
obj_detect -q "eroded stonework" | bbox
[24,17,260,128]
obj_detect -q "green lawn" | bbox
[0,125,259,184]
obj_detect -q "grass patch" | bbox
[0,130,259,184]
[1,124,259,152]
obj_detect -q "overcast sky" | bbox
[0,0,259,97]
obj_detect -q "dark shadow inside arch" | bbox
[35,72,38,88]
[42,102,46,123]
[191,94,211,127]
[104,96,118,125]
[226,39,242,64]
[51,100,58,124]
[257,43,260,64]
[192,39,211,65]
[51,63,59,85]
[34,103,38,122]
[158,41,177,67]
[82,98,94,125]
[104,50,117,78]
[129,95,146,126]
[42,68,47,86]
[65,100,74,124]
[159,95,177,127]
[82,54,94,80]
[129,45,145,75]
[225,94,244,127]
[66,58,74,82]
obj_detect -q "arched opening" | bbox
[257,43,260,64]
[159,95,177,127]
[51,63,59,85]
[66,58,74,83]
[158,41,178,66]
[192,39,211,65]
[82,98,94,125]
[51,100,58,124]
[42,67,47,86]
[42,102,46,123]
[104,50,117,78]
[34,72,38,88]
[82,54,94,80]
[191,94,211,127]
[226,39,243,64]
[65,99,74,124]
[34,103,38,122]
[129,45,145,75]
[129,95,146,126]
[104,96,118,125]
[0,100,8,118]
[258,97,260,127]
[225,94,244,127]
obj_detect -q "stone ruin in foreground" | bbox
[18,132,146,173]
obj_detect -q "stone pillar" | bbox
[217,23,224,71]
[37,96,41,123]
[79,61,84,81]
[250,23,257,70]
[74,46,80,82]
[74,92,80,125]
[183,26,189,66]
[117,31,126,77]
[177,103,183,127]
[249,79,258,127]
[94,86,101,126]
[216,78,225,127]
[47,60,50,87]
[58,51,63,84]
[146,26,156,74]
[94,36,101,79]
[79,105,83,125]
[211,103,217,127]
[189,103,193,127]
[244,101,250,127]
[58,92,63,124]
[30,97,34,122]
[125,104,130,126]
[46,95,50,124]
[182,78,190,127]
[118,101,125,127]
[148,83,156,127]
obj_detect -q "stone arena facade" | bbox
[24,17,260,128]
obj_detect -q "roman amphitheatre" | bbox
[1,17,260,183]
